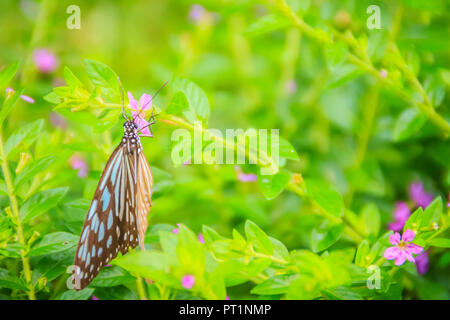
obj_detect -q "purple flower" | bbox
[388,202,410,232]
[198,233,204,244]
[50,112,67,130]
[415,251,429,275]
[384,229,424,266]
[5,87,35,104]
[172,223,181,234]
[33,48,58,73]
[181,274,195,289]
[226,295,230,300]
[189,4,206,22]
[234,166,257,183]
[284,79,297,94]
[127,91,153,137]
[69,155,88,178]
[409,182,433,208]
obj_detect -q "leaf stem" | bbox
[0,131,35,300]
[135,277,148,300]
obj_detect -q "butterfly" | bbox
[72,80,163,290]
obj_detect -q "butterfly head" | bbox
[123,120,138,134]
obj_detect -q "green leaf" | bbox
[202,225,225,244]
[20,187,68,223]
[311,223,345,253]
[0,268,27,290]
[427,238,450,248]
[306,179,344,218]
[14,156,57,189]
[251,274,297,295]
[64,66,83,88]
[90,266,136,287]
[244,14,290,37]
[166,91,189,115]
[277,136,300,160]
[43,92,61,104]
[176,225,205,272]
[0,62,19,91]
[0,88,24,127]
[404,207,423,233]
[355,240,370,267]
[257,170,290,200]
[422,197,442,227]
[245,220,274,255]
[3,119,44,158]
[85,59,119,101]
[362,203,381,236]
[55,288,94,300]
[393,108,427,141]
[28,232,78,256]
[269,236,290,261]
[172,77,210,122]
[325,41,349,67]
[247,258,272,277]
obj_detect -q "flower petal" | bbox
[394,254,406,266]
[404,249,415,263]
[407,243,424,255]
[389,232,401,245]
[393,202,410,221]
[139,94,152,111]
[127,92,139,111]
[402,229,415,243]
[388,221,405,232]
[384,247,400,260]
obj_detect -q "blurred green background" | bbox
[0,0,449,300]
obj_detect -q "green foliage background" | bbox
[0,0,449,300]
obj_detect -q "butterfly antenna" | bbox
[117,76,128,121]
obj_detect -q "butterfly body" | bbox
[72,120,153,290]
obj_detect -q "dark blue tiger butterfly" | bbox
[72,80,165,290]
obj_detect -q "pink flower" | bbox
[198,233,204,244]
[5,87,35,104]
[234,166,257,183]
[50,112,67,130]
[172,223,181,234]
[409,182,433,208]
[189,4,206,22]
[384,229,424,266]
[33,48,58,73]
[91,296,99,300]
[415,251,429,275]
[69,155,88,178]
[388,202,410,232]
[284,79,297,94]
[127,91,153,137]
[181,274,195,289]
[226,295,230,300]
[380,69,388,78]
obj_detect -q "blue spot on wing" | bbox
[87,200,97,219]
[107,210,113,229]
[98,222,105,241]
[101,188,110,211]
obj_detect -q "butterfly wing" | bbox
[73,144,139,290]
[136,150,153,249]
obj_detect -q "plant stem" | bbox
[136,277,148,300]
[0,132,35,300]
